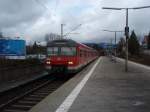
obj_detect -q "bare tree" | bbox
[117,37,125,53]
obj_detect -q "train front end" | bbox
[45,39,79,74]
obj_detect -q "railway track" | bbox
[0,76,69,112]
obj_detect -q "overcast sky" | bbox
[0,0,150,44]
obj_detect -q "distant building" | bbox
[45,33,61,43]
[142,35,148,49]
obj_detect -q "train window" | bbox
[80,50,82,57]
[85,51,87,57]
[80,50,84,57]
[47,47,59,56]
[61,47,76,56]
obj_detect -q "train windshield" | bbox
[61,47,76,56]
[47,47,59,56]
[47,47,76,56]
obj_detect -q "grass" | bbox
[0,59,43,69]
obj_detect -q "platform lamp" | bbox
[103,30,124,62]
[102,5,150,72]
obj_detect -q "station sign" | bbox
[0,39,26,56]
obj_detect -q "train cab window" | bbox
[47,47,59,56]
[61,47,76,56]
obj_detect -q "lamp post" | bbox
[61,24,65,39]
[102,5,150,72]
[103,30,123,62]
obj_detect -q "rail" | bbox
[0,76,68,112]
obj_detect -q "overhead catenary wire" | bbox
[63,24,82,37]
[35,0,49,10]
[55,0,60,12]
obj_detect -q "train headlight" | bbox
[46,61,51,64]
[68,61,73,65]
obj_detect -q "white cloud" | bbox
[0,0,150,44]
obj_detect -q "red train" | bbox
[45,39,99,74]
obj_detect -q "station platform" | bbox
[0,72,48,93]
[29,56,150,112]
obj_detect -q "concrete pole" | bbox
[125,8,129,72]
[61,24,63,39]
[111,38,113,59]
[115,31,117,62]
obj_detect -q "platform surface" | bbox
[30,56,150,112]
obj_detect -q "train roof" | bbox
[47,39,97,51]
[47,39,77,47]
